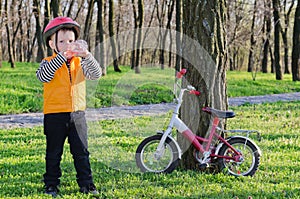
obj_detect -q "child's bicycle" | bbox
[135,69,262,176]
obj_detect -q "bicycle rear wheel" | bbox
[218,137,260,176]
[135,134,179,173]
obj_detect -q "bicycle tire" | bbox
[218,137,260,176]
[135,134,180,173]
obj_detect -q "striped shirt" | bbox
[36,53,101,83]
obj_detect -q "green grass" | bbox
[0,62,299,114]
[226,71,300,97]
[0,101,300,198]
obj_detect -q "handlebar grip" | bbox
[176,69,187,78]
[189,90,201,96]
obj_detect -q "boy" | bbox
[36,17,101,197]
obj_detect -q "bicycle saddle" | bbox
[202,107,235,118]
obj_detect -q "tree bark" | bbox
[44,0,52,56]
[134,0,144,74]
[281,0,295,74]
[175,0,182,72]
[291,0,300,81]
[51,0,62,17]
[0,0,3,68]
[83,0,95,43]
[262,0,271,73]
[272,0,282,80]
[33,0,45,62]
[4,0,16,68]
[162,0,175,69]
[66,0,75,17]
[109,0,121,72]
[247,0,257,73]
[95,0,106,75]
[131,0,138,70]
[179,0,227,170]
[156,0,166,69]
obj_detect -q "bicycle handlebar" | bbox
[175,69,201,97]
[189,90,201,96]
[176,69,187,78]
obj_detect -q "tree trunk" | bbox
[175,0,182,72]
[134,0,144,74]
[131,0,138,70]
[95,0,106,75]
[0,0,3,68]
[281,0,295,74]
[269,46,275,73]
[33,0,45,62]
[51,0,62,17]
[66,0,75,17]
[159,0,175,70]
[141,2,157,66]
[157,0,166,69]
[83,0,95,44]
[109,0,121,72]
[44,0,52,56]
[262,0,271,73]
[4,0,16,68]
[291,0,300,81]
[74,1,85,20]
[273,0,282,80]
[248,0,257,73]
[179,0,227,170]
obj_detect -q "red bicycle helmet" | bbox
[43,16,81,47]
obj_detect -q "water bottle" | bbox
[64,40,88,58]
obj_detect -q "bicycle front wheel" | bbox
[135,134,179,173]
[218,137,260,176]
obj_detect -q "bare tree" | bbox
[164,0,175,68]
[95,0,106,75]
[273,0,282,80]
[281,0,295,74]
[83,0,95,43]
[109,0,121,72]
[0,0,3,68]
[65,0,75,17]
[44,0,52,56]
[131,0,138,70]
[4,0,16,68]
[33,0,45,62]
[51,0,62,17]
[156,0,166,69]
[226,0,252,71]
[247,0,257,73]
[175,0,182,72]
[134,0,144,73]
[262,0,272,73]
[291,0,300,81]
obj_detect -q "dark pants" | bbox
[43,111,93,187]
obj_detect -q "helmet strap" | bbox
[55,32,59,53]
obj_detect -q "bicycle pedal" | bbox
[199,163,209,169]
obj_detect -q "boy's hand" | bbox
[74,49,90,58]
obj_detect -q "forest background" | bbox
[0,0,300,82]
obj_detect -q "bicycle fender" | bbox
[215,136,262,156]
[157,131,182,159]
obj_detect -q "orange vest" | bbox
[43,54,86,114]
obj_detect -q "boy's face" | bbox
[49,30,75,53]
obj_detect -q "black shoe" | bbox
[45,185,59,197]
[80,183,99,195]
